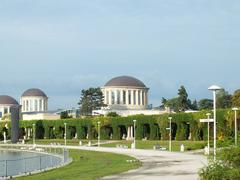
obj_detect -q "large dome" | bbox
[0,95,19,105]
[105,76,146,88]
[22,88,47,97]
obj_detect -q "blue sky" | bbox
[0,0,240,110]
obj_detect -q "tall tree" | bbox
[191,99,198,110]
[216,89,232,109]
[177,86,189,111]
[232,89,240,107]
[198,99,213,110]
[78,87,105,116]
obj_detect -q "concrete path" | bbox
[53,145,207,180]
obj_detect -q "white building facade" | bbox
[20,88,48,112]
[0,95,19,121]
[93,76,167,117]
[102,76,149,110]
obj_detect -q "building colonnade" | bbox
[21,97,48,112]
[103,88,148,109]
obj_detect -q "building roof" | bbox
[22,88,47,97]
[0,95,19,105]
[105,76,146,88]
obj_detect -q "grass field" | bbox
[16,149,141,180]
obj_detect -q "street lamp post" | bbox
[232,107,239,146]
[208,85,222,161]
[168,117,172,152]
[64,123,67,147]
[133,120,137,149]
[97,121,101,147]
[206,113,211,155]
[32,124,35,145]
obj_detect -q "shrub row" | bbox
[0,109,237,141]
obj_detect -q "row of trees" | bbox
[77,86,240,115]
[161,86,240,112]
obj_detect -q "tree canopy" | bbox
[78,87,105,116]
[216,89,232,109]
[198,99,213,110]
[232,89,240,107]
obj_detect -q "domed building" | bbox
[102,76,149,110]
[20,88,48,112]
[0,95,19,120]
[93,75,166,117]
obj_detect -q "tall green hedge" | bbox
[0,109,237,142]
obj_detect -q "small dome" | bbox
[22,88,47,97]
[0,95,19,105]
[105,76,146,88]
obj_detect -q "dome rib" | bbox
[22,88,47,97]
[105,76,146,88]
[0,95,19,105]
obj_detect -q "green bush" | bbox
[199,147,240,180]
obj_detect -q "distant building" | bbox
[93,75,167,116]
[0,95,19,121]
[20,88,59,120]
[20,88,48,112]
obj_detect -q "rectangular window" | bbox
[35,100,38,111]
[133,90,136,105]
[128,90,131,105]
[4,108,8,114]
[138,91,141,105]
[142,92,145,105]
[30,100,33,111]
[117,90,120,104]
[123,91,126,104]
[111,91,115,104]
[39,100,42,111]
[26,100,29,111]
[106,91,109,104]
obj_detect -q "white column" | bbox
[38,100,41,111]
[126,90,129,105]
[140,91,143,106]
[130,126,134,139]
[108,90,112,105]
[33,99,36,111]
[145,91,148,107]
[41,99,44,111]
[114,90,117,104]
[127,126,130,140]
[22,100,25,112]
[104,90,107,104]
[131,90,134,105]
[120,90,123,104]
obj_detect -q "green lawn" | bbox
[16,149,141,180]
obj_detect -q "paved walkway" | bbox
[42,145,207,180]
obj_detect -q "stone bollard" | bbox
[131,143,135,149]
[79,141,82,146]
[204,146,209,155]
[180,144,184,152]
[88,141,91,147]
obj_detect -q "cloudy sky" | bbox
[0,0,239,110]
